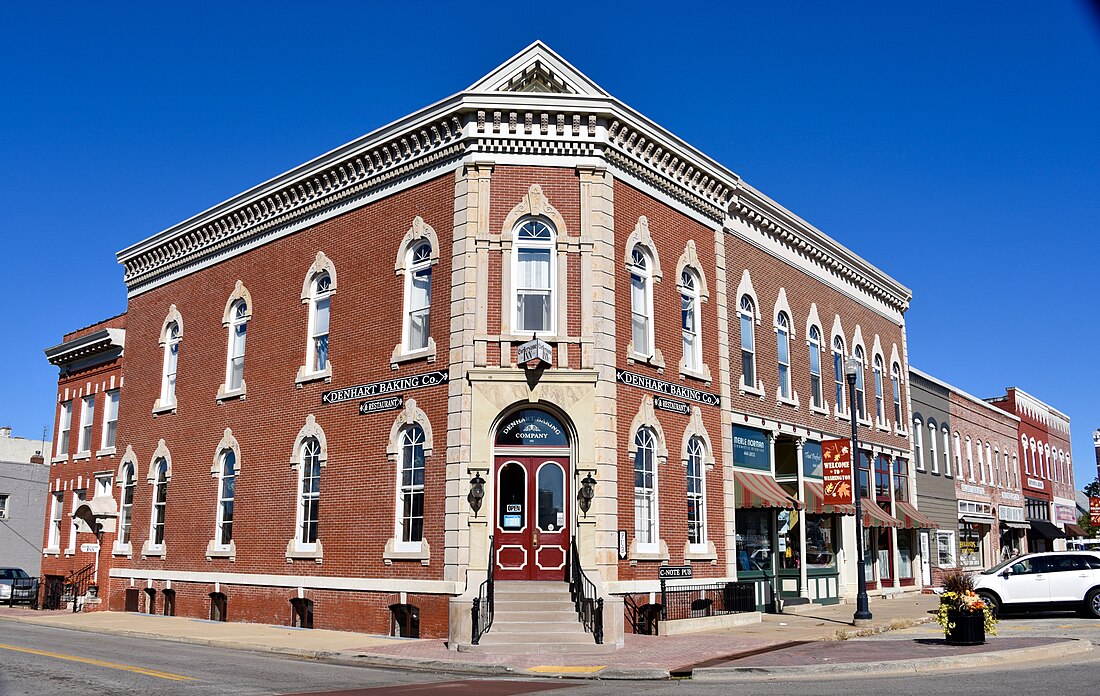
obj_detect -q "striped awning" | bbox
[894,501,938,529]
[735,471,802,510]
[803,480,856,516]
[862,500,903,529]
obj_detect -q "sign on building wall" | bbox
[321,370,448,405]
[495,410,568,447]
[615,370,720,407]
[653,396,690,415]
[1090,497,1100,526]
[1055,505,1077,523]
[733,425,769,471]
[803,441,823,478]
[359,395,404,415]
[821,438,853,506]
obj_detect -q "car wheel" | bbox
[1085,588,1100,619]
[977,590,1000,618]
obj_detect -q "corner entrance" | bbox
[493,409,570,581]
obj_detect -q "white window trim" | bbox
[77,395,95,455]
[45,491,63,553]
[113,448,138,557]
[936,530,957,569]
[677,267,710,381]
[392,216,439,366]
[929,422,939,474]
[913,418,924,471]
[141,440,172,558]
[873,355,887,430]
[206,429,241,561]
[154,306,183,414]
[296,252,337,385]
[852,344,870,426]
[807,324,826,415]
[682,408,717,561]
[626,244,657,364]
[384,400,434,564]
[890,361,905,435]
[627,396,670,562]
[97,389,119,456]
[943,428,952,477]
[65,488,86,555]
[832,338,848,420]
[217,281,252,401]
[511,217,559,338]
[286,415,327,563]
[774,308,798,408]
[55,400,72,460]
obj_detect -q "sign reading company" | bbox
[322,370,448,405]
[821,439,854,506]
[517,337,553,368]
[732,425,769,471]
[615,370,720,407]
[496,409,568,447]
[359,395,403,415]
[653,396,690,415]
[1091,497,1100,526]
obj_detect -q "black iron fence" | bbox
[568,535,603,644]
[471,535,495,645]
[623,581,756,635]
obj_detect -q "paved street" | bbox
[859,611,1100,645]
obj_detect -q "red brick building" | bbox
[43,43,920,646]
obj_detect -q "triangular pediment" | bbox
[467,41,610,97]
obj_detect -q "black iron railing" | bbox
[65,563,96,613]
[659,581,755,622]
[39,575,64,610]
[623,592,661,635]
[471,535,495,645]
[568,535,603,644]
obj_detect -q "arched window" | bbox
[739,295,756,389]
[396,425,426,550]
[681,269,701,371]
[873,355,885,423]
[215,450,236,549]
[119,463,135,544]
[943,427,952,477]
[630,247,654,357]
[226,300,248,392]
[513,219,556,334]
[634,428,658,552]
[833,336,846,414]
[976,439,985,484]
[928,421,939,474]
[307,274,332,374]
[686,436,707,549]
[913,418,924,471]
[808,325,823,409]
[853,346,866,420]
[404,243,432,352]
[776,312,792,399]
[1021,434,1030,475]
[297,438,321,549]
[965,436,975,481]
[150,458,168,548]
[161,321,181,405]
[891,363,902,425]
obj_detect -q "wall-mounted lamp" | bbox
[578,472,597,517]
[467,471,486,517]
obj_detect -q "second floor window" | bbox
[226,300,248,391]
[56,401,72,456]
[102,390,119,449]
[162,321,181,404]
[404,243,432,352]
[776,312,791,399]
[119,463,135,545]
[77,395,94,454]
[832,336,845,414]
[514,219,555,334]
[808,326,823,409]
[216,450,236,547]
[681,270,700,371]
[873,355,885,423]
[308,274,332,373]
[48,492,63,548]
[891,363,902,425]
[739,295,756,389]
[853,346,866,420]
[151,458,169,547]
[629,247,653,357]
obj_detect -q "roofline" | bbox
[44,328,125,367]
[1000,386,1072,423]
[908,367,1020,422]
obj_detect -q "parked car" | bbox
[0,567,39,607]
[973,551,1100,618]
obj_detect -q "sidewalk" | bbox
[2,594,1087,680]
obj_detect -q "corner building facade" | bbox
[45,44,920,646]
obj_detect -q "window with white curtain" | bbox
[404,243,432,351]
[808,326,823,409]
[514,219,555,334]
[162,321,181,405]
[739,295,756,389]
[630,247,653,357]
[776,312,792,399]
[307,274,332,373]
[681,270,700,371]
[226,300,248,391]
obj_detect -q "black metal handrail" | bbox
[623,592,660,635]
[471,535,495,645]
[65,563,96,613]
[660,580,756,622]
[568,535,603,644]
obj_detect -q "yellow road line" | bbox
[0,643,195,681]
[527,665,605,673]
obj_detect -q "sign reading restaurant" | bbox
[615,370,719,407]
[359,395,404,415]
[322,370,448,405]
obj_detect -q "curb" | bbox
[691,638,1094,680]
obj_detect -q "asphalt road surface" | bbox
[2,619,1100,696]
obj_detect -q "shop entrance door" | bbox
[495,456,569,580]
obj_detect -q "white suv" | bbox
[973,551,1100,617]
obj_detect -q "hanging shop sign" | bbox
[322,370,448,405]
[517,337,553,369]
[615,370,720,407]
[653,396,690,415]
[821,438,854,506]
[1090,497,1100,526]
[359,395,403,415]
[732,425,769,471]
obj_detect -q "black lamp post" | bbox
[845,356,873,623]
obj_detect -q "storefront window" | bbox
[863,528,874,581]
[893,459,908,502]
[877,527,892,580]
[959,522,984,567]
[858,451,871,499]
[805,515,836,568]
[803,441,822,478]
[936,531,956,568]
[778,509,799,570]
[898,531,913,579]
[875,455,891,501]
[736,509,773,572]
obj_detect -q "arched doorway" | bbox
[493,408,570,581]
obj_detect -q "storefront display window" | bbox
[877,527,892,580]
[805,514,836,568]
[736,509,772,572]
[863,528,874,581]
[778,509,799,570]
[936,531,956,568]
[898,530,913,579]
[959,522,983,567]
[803,441,822,478]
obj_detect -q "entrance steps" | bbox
[462,581,615,654]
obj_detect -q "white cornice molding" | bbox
[44,328,125,367]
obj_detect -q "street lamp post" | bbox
[845,356,873,624]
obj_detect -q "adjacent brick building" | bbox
[42,43,922,646]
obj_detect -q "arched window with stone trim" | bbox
[404,243,432,352]
[226,300,248,392]
[686,436,707,549]
[891,362,902,425]
[739,295,756,389]
[833,335,846,415]
[119,462,135,545]
[214,449,236,549]
[776,311,792,400]
[808,325,823,410]
[297,437,321,549]
[634,427,659,552]
[150,458,169,549]
[160,318,181,407]
[853,345,866,420]
[396,425,426,549]
[308,274,332,374]
[873,354,885,424]
[513,218,556,334]
[629,246,654,358]
[680,269,701,372]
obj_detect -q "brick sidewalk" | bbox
[717,637,1072,667]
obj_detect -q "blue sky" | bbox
[3,2,1098,485]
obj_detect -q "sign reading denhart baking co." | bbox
[322,370,448,405]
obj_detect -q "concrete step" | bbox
[493,609,578,622]
[490,620,586,633]
[477,630,595,645]
[461,641,619,655]
[494,599,576,612]
[494,588,573,600]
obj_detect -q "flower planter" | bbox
[945,608,985,645]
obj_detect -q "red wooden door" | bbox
[495,456,569,580]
